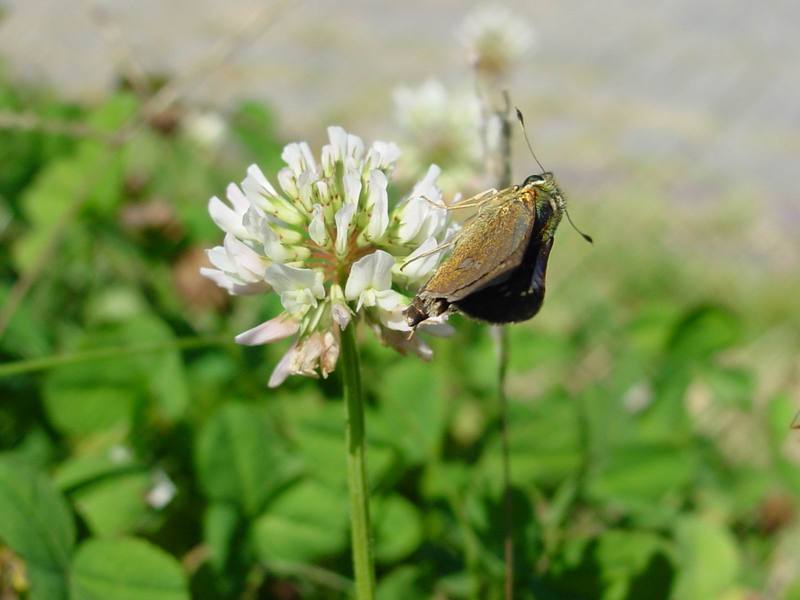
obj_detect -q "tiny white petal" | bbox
[277,167,298,198]
[282,141,317,176]
[398,236,442,282]
[367,141,401,171]
[235,314,300,346]
[146,470,177,510]
[265,264,325,298]
[308,204,328,246]
[226,183,250,215]
[243,164,279,199]
[343,171,362,206]
[224,234,263,280]
[199,267,267,295]
[268,344,297,388]
[327,126,348,161]
[208,195,247,238]
[366,170,389,240]
[346,133,365,161]
[417,318,455,337]
[334,202,356,256]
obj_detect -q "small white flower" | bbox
[146,470,177,510]
[345,250,405,319]
[393,80,482,194]
[201,233,270,295]
[265,264,326,318]
[183,110,227,149]
[202,126,455,385]
[458,5,535,79]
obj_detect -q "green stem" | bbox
[340,321,376,599]
[0,335,229,378]
[495,325,514,600]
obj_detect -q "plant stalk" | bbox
[340,321,376,599]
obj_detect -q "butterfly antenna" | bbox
[564,207,594,244]
[515,107,546,174]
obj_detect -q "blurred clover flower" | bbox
[201,127,454,386]
[458,5,535,80]
[393,79,482,195]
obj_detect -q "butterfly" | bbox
[404,170,587,328]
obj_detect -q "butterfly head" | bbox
[522,172,566,211]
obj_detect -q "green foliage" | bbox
[1,77,799,599]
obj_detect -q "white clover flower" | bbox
[202,127,456,386]
[183,109,227,150]
[393,80,482,194]
[458,5,535,79]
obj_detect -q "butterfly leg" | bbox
[399,238,457,272]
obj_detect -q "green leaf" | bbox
[41,315,189,436]
[252,480,348,564]
[277,395,395,490]
[53,453,153,536]
[702,366,754,410]
[671,516,739,600]
[70,537,189,600]
[42,384,137,436]
[195,403,300,516]
[373,494,423,563]
[481,389,582,486]
[594,530,666,600]
[71,471,153,536]
[0,459,74,600]
[204,502,241,572]
[372,361,446,464]
[588,443,695,518]
[377,565,427,600]
[666,305,742,364]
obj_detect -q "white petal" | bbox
[380,304,411,331]
[244,164,279,198]
[268,344,297,388]
[395,196,427,243]
[417,317,455,337]
[334,202,356,256]
[224,234,264,280]
[398,236,442,282]
[367,141,401,171]
[345,250,395,301]
[265,264,325,298]
[346,133,365,161]
[199,267,267,295]
[282,141,317,176]
[308,204,328,246]
[234,314,300,346]
[343,171,362,206]
[327,126,348,161]
[277,167,298,198]
[208,195,247,238]
[366,170,389,240]
[226,183,250,214]
[206,245,235,273]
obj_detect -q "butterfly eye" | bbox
[523,174,545,186]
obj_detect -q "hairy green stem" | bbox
[340,321,376,599]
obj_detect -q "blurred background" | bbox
[0,1,798,599]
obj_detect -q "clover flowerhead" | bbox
[202,126,454,386]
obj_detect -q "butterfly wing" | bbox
[420,188,538,302]
[453,235,553,323]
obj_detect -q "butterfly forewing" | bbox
[421,188,538,301]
